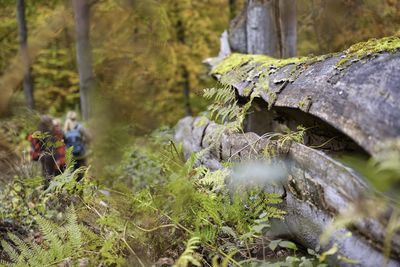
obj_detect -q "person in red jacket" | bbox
[28,115,66,188]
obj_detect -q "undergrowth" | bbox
[0,127,325,266]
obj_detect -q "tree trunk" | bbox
[16,0,34,110]
[72,0,94,120]
[279,0,297,57]
[246,0,279,56]
[176,18,192,116]
[182,66,192,116]
[229,0,297,57]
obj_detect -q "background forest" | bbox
[0,0,400,266]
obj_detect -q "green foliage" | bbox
[32,46,79,114]
[174,237,201,267]
[203,71,258,135]
[277,125,307,146]
[43,134,292,266]
[297,0,400,56]
[1,206,83,266]
[338,139,400,193]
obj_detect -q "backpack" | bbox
[64,124,85,157]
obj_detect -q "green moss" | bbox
[242,87,252,96]
[212,53,312,110]
[298,95,312,112]
[211,53,308,76]
[211,53,270,75]
[336,35,400,67]
[268,92,277,110]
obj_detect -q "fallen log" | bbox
[207,36,400,157]
[187,37,400,266]
[174,116,400,266]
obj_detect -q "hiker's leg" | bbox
[40,155,54,189]
[75,158,86,181]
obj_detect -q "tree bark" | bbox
[229,0,297,57]
[72,0,94,120]
[246,0,279,56]
[16,0,34,110]
[194,43,400,266]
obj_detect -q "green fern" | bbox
[173,236,202,267]
[1,206,84,267]
[44,147,88,194]
[204,69,255,131]
[196,168,230,193]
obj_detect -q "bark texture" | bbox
[229,0,297,57]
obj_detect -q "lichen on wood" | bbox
[336,35,400,67]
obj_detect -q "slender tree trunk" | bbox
[16,0,34,109]
[182,67,192,116]
[72,0,94,120]
[279,0,297,57]
[176,18,192,116]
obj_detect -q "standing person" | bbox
[63,111,90,180]
[28,115,61,188]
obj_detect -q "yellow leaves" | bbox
[0,5,68,115]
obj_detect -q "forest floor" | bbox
[0,121,327,267]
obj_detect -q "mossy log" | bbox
[208,37,400,157]
[174,116,400,267]
[178,37,400,266]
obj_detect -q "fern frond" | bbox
[7,233,34,265]
[173,236,202,267]
[1,240,20,263]
[64,206,82,253]
[1,207,85,267]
